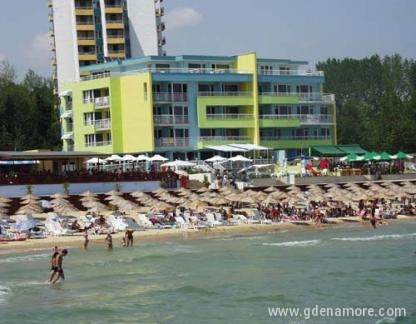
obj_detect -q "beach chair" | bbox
[136,213,155,229]
[205,213,222,227]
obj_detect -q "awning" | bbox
[228,144,269,151]
[205,145,247,152]
[312,146,344,156]
[61,133,73,140]
[337,145,368,154]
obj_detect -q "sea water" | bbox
[0,222,415,324]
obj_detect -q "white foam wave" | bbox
[375,317,397,324]
[0,285,11,305]
[262,239,320,247]
[0,253,50,264]
[332,233,416,242]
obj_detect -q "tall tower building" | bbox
[48,0,165,93]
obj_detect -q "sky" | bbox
[0,0,415,79]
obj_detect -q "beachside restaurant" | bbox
[0,151,179,187]
[310,145,413,177]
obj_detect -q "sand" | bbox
[1,216,414,256]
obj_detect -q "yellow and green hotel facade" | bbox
[59,52,336,159]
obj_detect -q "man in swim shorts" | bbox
[48,249,68,283]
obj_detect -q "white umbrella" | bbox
[205,155,228,162]
[105,154,123,161]
[160,159,196,168]
[85,157,106,164]
[149,154,169,162]
[122,154,136,161]
[228,155,252,162]
[135,154,151,161]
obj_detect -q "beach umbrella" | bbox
[135,154,151,161]
[149,154,169,162]
[122,154,136,161]
[160,159,196,169]
[205,155,228,162]
[392,151,412,160]
[228,155,252,162]
[85,157,106,164]
[374,152,393,161]
[263,186,277,193]
[105,154,123,162]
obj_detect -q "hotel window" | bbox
[297,106,312,115]
[260,65,273,75]
[155,64,170,72]
[320,106,329,115]
[279,67,290,75]
[320,128,330,137]
[188,63,205,72]
[296,85,312,93]
[275,84,291,94]
[211,64,229,72]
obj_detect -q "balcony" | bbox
[198,91,252,97]
[155,137,189,147]
[206,114,253,120]
[152,92,187,102]
[200,136,250,142]
[60,109,73,118]
[260,114,334,126]
[260,135,332,150]
[85,140,112,147]
[94,96,110,108]
[80,71,111,81]
[153,115,189,125]
[94,118,111,130]
[258,69,324,77]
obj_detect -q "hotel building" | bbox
[48,0,165,93]
[59,53,336,159]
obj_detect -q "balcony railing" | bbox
[80,71,111,81]
[260,114,334,124]
[95,118,111,130]
[94,96,110,107]
[260,135,331,141]
[153,115,189,124]
[122,67,252,76]
[155,137,189,147]
[152,92,187,102]
[199,136,250,141]
[206,114,253,120]
[198,91,252,97]
[259,69,324,76]
[260,92,335,103]
[85,140,112,147]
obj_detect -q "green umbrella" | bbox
[362,152,379,161]
[340,153,363,162]
[392,151,412,160]
[374,152,392,161]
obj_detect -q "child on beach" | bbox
[105,233,113,250]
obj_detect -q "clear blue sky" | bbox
[0,0,415,79]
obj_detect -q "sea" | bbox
[0,221,415,324]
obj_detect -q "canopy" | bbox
[149,154,169,162]
[122,154,136,161]
[160,159,196,168]
[362,152,379,161]
[105,154,123,161]
[312,146,344,156]
[205,155,228,162]
[135,154,150,161]
[85,157,106,164]
[228,155,253,162]
[205,145,247,152]
[374,152,393,161]
[337,145,368,154]
[340,153,363,162]
[392,151,412,160]
[228,144,269,151]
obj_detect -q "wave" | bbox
[262,239,320,247]
[174,285,218,296]
[375,317,397,324]
[238,293,293,303]
[0,253,50,264]
[332,233,416,242]
[0,285,11,305]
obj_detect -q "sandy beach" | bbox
[1,215,414,256]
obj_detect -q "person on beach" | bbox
[83,229,89,249]
[105,233,113,250]
[48,249,68,284]
[125,229,134,247]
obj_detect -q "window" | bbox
[144,82,148,101]
[155,64,170,72]
[296,85,312,93]
[320,106,329,115]
[275,84,291,94]
[279,67,290,75]
[297,105,311,115]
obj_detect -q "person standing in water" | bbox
[105,233,113,250]
[125,229,134,247]
[83,229,89,249]
[48,249,68,284]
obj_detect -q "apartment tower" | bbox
[48,0,165,93]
